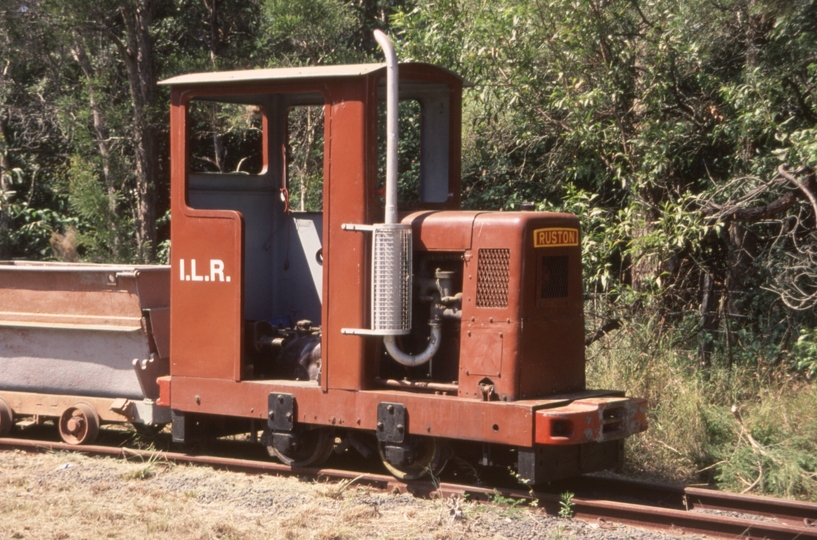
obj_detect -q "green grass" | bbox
[587,316,817,501]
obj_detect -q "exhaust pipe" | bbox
[342,30,441,367]
[374,29,399,225]
[373,30,440,367]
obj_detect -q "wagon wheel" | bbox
[58,403,100,445]
[265,427,335,468]
[0,397,14,437]
[378,436,449,481]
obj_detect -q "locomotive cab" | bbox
[159,51,646,483]
[163,63,464,386]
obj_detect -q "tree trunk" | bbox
[116,0,158,263]
[724,223,757,316]
[70,35,116,213]
[698,272,719,369]
[0,109,12,259]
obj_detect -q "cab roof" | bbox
[159,62,470,87]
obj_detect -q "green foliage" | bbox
[588,313,817,500]
[0,0,396,262]
[558,491,575,519]
[155,211,172,265]
[286,105,325,212]
[262,0,359,64]
[396,0,817,319]
[1,0,815,503]
[709,388,817,499]
[487,489,527,518]
[375,100,424,205]
[188,101,264,174]
[792,328,817,378]
[65,156,135,262]
[0,164,72,259]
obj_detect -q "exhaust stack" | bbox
[342,31,441,366]
[374,29,399,226]
[370,29,413,336]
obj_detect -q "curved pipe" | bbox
[373,29,399,225]
[384,323,442,367]
[374,28,434,365]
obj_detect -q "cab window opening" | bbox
[188,100,265,175]
[286,104,325,213]
[378,99,423,205]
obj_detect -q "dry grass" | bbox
[0,449,685,539]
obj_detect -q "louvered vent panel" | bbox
[476,248,510,308]
[540,256,568,299]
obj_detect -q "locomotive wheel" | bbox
[58,403,100,445]
[378,436,448,481]
[266,427,335,468]
[0,397,14,437]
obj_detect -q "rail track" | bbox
[1,434,815,539]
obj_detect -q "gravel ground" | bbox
[0,449,700,539]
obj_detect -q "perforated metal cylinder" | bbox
[371,223,412,335]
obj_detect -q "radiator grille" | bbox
[476,249,510,308]
[540,256,568,299]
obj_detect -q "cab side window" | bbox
[188,101,265,174]
[377,84,451,206]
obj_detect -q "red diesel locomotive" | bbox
[0,32,646,483]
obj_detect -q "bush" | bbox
[587,311,817,501]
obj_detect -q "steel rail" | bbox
[1,437,815,539]
[553,475,817,528]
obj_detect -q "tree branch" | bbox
[702,166,816,223]
[585,318,623,346]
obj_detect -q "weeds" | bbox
[488,489,527,518]
[426,465,441,492]
[587,313,817,501]
[558,491,575,519]
[508,467,538,507]
[120,448,168,481]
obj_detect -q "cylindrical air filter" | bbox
[371,223,412,335]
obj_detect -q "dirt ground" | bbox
[0,449,694,540]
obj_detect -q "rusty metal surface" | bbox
[159,62,472,92]
[1,263,143,329]
[161,58,645,484]
[0,262,170,400]
[402,210,482,251]
[374,378,458,393]
[160,62,471,88]
[161,63,387,86]
[169,376,535,446]
[57,402,100,445]
[167,378,640,447]
[684,486,817,528]
[559,475,817,529]
[567,497,816,539]
[453,212,585,401]
[535,396,648,445]
[0,390,170,425]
